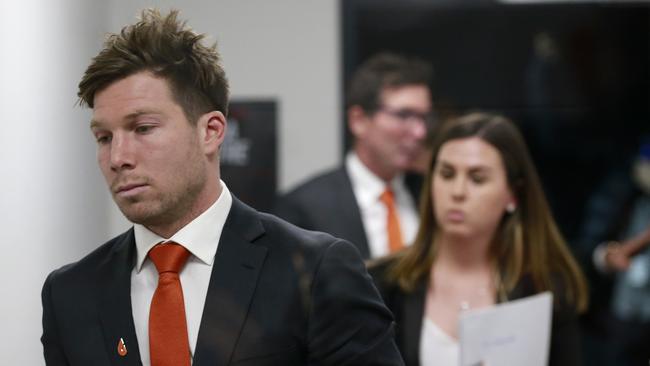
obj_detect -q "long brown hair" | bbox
[387,112,588,312]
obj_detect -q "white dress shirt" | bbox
[131,180,232,366]
[346,152,419,258]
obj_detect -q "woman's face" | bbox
[432,137,515,239]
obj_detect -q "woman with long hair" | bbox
[370,112,588,365]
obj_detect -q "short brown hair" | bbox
[78,9,229,123]
[346,52,432,112]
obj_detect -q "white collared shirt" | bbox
[131,180,232,366]
[346,152,419,258]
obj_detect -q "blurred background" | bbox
[0,0,647,364]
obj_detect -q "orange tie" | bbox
[148,242,191,366]
[379,188,404,253]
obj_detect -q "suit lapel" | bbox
[193,198,268,366]
[96,229,143,366]
[336,167,371,257]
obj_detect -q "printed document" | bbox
[458,291,552,366]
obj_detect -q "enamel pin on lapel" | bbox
[117,337,127,357]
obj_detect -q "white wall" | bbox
[0,1,339,364]
[0,1,111,364]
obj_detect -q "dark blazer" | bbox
[274,166,423,259]
[41,198,404,366]
[369,260,582,366]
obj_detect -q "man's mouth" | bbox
[114,183,149,197]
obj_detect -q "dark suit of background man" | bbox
[41,9,403,366]
[275,53,434,259]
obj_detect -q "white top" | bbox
[420,317,459,366]
[346,152,419,258]
[131,180,233,366]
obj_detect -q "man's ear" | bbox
[348,105,371,139]
[197,111,227,155]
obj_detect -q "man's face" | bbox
[352,85,431,180]
[91,71,210,231]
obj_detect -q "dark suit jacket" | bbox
[369,260,582,366]
[274,166,423,259]
[41,198,404,366]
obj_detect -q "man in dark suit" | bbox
[41,9,403,366]
[275,53,434,259]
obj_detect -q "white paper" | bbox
[458,292,553,366]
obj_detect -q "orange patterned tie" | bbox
[379,188,404,253]
[148,242,191,366]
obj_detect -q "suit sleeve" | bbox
[273,194,310,230]
[307,239,404,365]
[41,271,70,366]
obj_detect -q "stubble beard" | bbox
[115,160,208,232]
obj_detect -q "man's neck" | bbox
[353,148,397,183]
[147,180,222,239]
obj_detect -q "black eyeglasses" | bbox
[376,106,435,125]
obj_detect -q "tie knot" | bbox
[148,242,190,274]
[379,188,395,204]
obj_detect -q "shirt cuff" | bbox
[593,243,610,274]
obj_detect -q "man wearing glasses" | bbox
[275,53,434,259]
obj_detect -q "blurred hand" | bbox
[605,226,650,272]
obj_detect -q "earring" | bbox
[506,203,516,213]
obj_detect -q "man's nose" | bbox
[109,134,135,171]
[406,118,428,141]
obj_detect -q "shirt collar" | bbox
[133,180,233,272]
[345,151,405,207]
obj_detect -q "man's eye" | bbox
[96,135,111,144]
[135,125,154,133]
[394,110,411,119]
[396,110,429,121]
